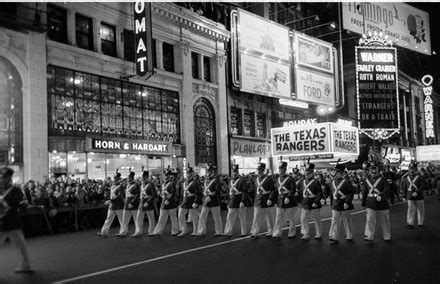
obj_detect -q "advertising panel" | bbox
[331,123,360,156]
[342,2,431,54]
[85,137,171,156]
[296,69,335,106]
[295,33,334,73]
[238,9,290,60]
[416,145,440,162]
[240,53,291,99]
[356,46,399,130]
[230,138,271,158]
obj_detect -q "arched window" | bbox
[0,56,23,165]
[193,98,216,166]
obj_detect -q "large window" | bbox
[162,42,174,72]
[192,52,199,79]
[47,4,67,43]
[47,66,180,143]
[123,29,135,62]
[100,23,116,57]
[203,56,211,82]
[75,14,93,50]
[194,98,217,166]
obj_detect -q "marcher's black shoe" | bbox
[97,232,108,238]
[15,267,33,274]
[346,238,353,242]
[406,224,415,229]
[384,239,392,243]
[329,239,339,245]
[365,239,374,245]
[314,236,322,240]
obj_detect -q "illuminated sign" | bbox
[422,75,434,139]
[282,118,317,127]
[230,138,271,157]
[416,145,440,161]
[85,137,171,155]
[271,123,359,158]
[355,33,400,140]
[134,1,153,77]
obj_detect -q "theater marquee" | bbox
[85,137,171,155]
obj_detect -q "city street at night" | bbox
[1,197,439,284]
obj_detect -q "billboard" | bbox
[416,145,440,162]
[342,2,431,54]
[271,123,359,158]
[295,33,334,73]
[238,9,290,60]
[356,46,399,131]
[295,69,335,106]
[240,53,291,99]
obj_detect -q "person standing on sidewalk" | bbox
[196,165,223,236]
[328,164,355,244]
[402,162,425,228]
[132,170,157,237]
[98,171,124,237]
[299,163,323,241]
[0,167,32,273]
[362,163,391,244]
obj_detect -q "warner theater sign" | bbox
[271,123,359,160]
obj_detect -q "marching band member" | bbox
[250,162,276,238]
[272,162,299,239]
[196,165,223,236]
[0,167,32,273]
[152,168,179,236]
[402,162,425,227]
[299,163,323,241]
[362,163,391,244]
[132,170,157,237]
[99,171,124,237]
[224,164,249,237]
[178,167,202,236]
[329,164,355,244]
[117,171,140,237]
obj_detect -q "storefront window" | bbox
[47,66,180,143]
[230,107,242,135]
[231,156,270,175]
[256,112,266,138]
[67,152,86,180]
[49,152,67,177]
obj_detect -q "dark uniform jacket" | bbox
[228,176,248,209]
[362,176,390,210]
[179,178,202,209]
[275,175,298,208]
[109,183,124,210]
[330,178,354,211]
[254,175,276,208]
[202,176,221,208]
[402,174,425,201]
[139,181,156,211]
[299,178,322,210]
[124,182,141,210]
[0,185,23,232]
[160,180,179,209]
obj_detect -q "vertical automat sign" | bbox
[134,1,153,77]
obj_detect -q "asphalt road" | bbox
[1,197,439,284]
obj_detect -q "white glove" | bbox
[128,204,133,209]
[267,200,272,206]
[104,200,110,206]
[412,192,418,197]
[312,203,317,208]
[284,198,289,205]
[192,203,198,209]
[343,203,349,210]
[143,202,149,208]
[376,196,382,202]
[164,200,169,205]
[294,192,298,197]
[205,197,211,203]
[239,202,245,208]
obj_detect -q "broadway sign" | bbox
[356,46,399,132]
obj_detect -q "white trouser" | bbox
[224,207,247,236]
[407,200,425,226]
[301,208,322,239]
[197,206,222,235]
[100,209,123,235]
[365,208,390,240]
[178,207,199,235]
[119,210,138,235]
[329,210,353,241]
[250,207,275,236]
[152,208,178,235]
[0,229,31,269]
[272,206,299,237]
[134,209,156,235]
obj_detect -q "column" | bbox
[198,53,204,80]
[156,39,164,70]
[215,51,229,175]
[67,10,76,46]
[93,18,101,53]
[116,25,124,59]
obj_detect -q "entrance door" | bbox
[193,98,217,167]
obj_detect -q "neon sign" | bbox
[134,1,153,77]
[422,75,434,138]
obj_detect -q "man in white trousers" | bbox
[272,162,300,239]
[299,163,323,241]
[250,162,276,238]
[329,164,355,244]
[402,162,425,228]
[152,169,179,236]
[178,167,202,236]
[0,167,32,273]
[117,171,140,237]
[224,164,249,237]
[362,163,391,244]
[132,170,157,237]
[196,165,223,236]
[98,171,124,237]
